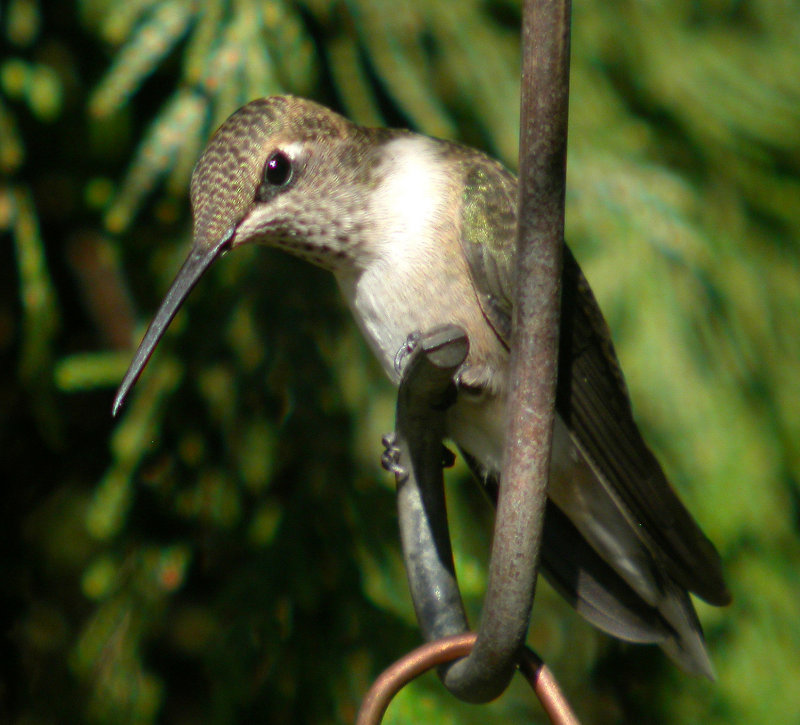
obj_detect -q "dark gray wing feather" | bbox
[463,454,715,678]
[457,153,729,674]
[556,253,729,605]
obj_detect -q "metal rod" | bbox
[355,636,582,725]
[390,325,471,642]
[355,633,477,725]
[372,319,580,721]
[518,647,582,725]
[441,0,572,702]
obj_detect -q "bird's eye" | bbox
[264,151,292,186]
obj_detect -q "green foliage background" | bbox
[2,0,799,722]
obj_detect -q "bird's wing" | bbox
[462,451,714,677]
[459,155,730,608]
[458,160,517,344]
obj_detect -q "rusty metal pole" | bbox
[442,0,572,702]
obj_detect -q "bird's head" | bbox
[113,96,378,415]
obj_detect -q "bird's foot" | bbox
[382,431,456,477]
[381,431,408,482]
[393,331,421,377]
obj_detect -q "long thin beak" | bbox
[112,230,234,417]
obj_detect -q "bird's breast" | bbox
[334,134,507,391]
[335,253,469,384]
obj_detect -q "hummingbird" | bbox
[113,96,730,677]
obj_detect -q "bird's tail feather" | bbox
[541,501,714,678]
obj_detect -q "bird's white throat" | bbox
[335,135,455,382]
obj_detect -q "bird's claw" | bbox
[381,431,408,482]
[381,432,455,478]
[394,331,422,377]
